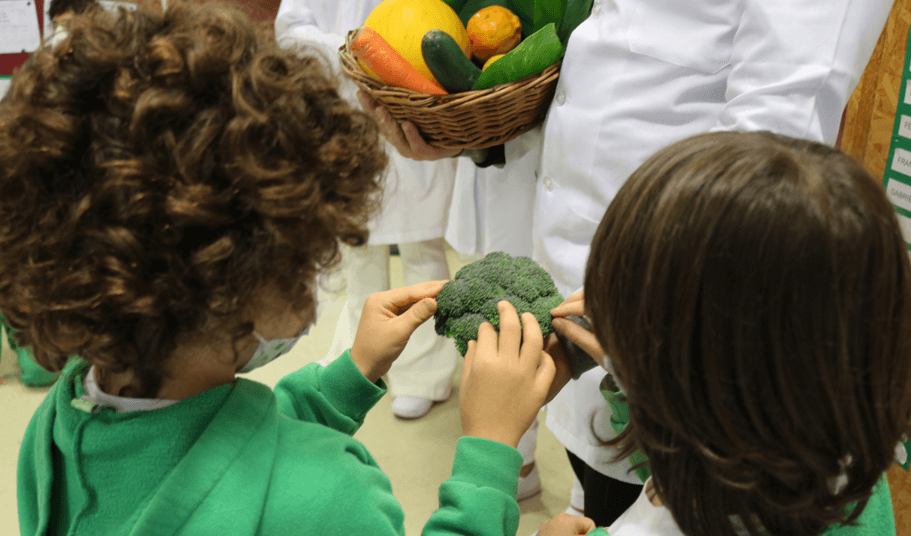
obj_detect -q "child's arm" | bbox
[273,281,446,435]
[421,301,556,536]
[274,0,343,61]
[458,301,555,447]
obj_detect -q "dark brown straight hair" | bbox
[585,131,911,535]
[0,0,387,397]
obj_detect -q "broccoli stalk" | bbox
[434,252,565,355]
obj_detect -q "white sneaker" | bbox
[517,463,541,501]
[390,396,434,419]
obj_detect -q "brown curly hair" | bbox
[586,131,911,535]
[0,0,387,397]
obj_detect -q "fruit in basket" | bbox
[422,30,482,93]
[482,54,505,71]
[466,5,522,62]
[363,0,470,85]
[351,26,447,94]
[472,23,564,90]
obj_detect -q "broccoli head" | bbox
[434,252,565,355]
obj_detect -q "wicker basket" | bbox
[339,30,561,150]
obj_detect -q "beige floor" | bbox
[0,244,574,536]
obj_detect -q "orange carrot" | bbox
[350,26,448,95]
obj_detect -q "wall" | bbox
[840,0,911,532]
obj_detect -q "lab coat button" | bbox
[555,92,566,105]
[543,176,556,191]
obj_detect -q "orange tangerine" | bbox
[466,6,522,63]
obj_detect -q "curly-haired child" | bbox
[1,2,554,534]
[546,131,911,536]
[0,0,103,389]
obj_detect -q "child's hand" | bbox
[537,513,597,536]
[550,291,607,368]
[350,280,447,383]
[542,332,574,403]
[459,301,556,448]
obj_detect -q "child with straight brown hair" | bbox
[548,130,911,536]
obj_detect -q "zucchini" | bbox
[421,29,482,93]
[471,23,564,90]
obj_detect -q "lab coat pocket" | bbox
[625,0,736,74]
[563,187,605,236]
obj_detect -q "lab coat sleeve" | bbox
[712,0,892,144]
[273,350,387,436]
[274,0,350,91]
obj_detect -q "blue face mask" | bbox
[239,325,310,373]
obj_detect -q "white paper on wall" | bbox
[0,0,41,53]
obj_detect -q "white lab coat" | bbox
[445,129,541,259]
[274,0,456,245]
[275,0,460,399]
[523,0,893,482]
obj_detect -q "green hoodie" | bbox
[18,351,523,535]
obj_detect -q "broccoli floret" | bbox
[434,252,564,355]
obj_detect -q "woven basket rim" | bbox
[337,29,561,148]
[338,29,561,107]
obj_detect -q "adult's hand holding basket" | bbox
[339,29,561,151]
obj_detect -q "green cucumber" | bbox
[421,29,482,93]
[471,23,564,91]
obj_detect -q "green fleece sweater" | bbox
[18,351,523,535]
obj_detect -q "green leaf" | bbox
[471,23,564,90]
[558,0,594,46]
[440,0,469,14]
[505,0,535,38]
[533,0,567,35]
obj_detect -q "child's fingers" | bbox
[551,317,605,364]
[551,300,585,318]
[573,516,597,534]
[535,351,557,397]
[551,290,585,317]
[397,297,438,331]
[519,312,543,366]
[381,280,449,312]
[476,321,498,355]
[461,339,477,386]
[497,301,521,357]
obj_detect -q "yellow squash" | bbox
[363,0,470,84]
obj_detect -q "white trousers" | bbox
[326,239,459,399]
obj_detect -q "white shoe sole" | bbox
[390,396,434,419]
